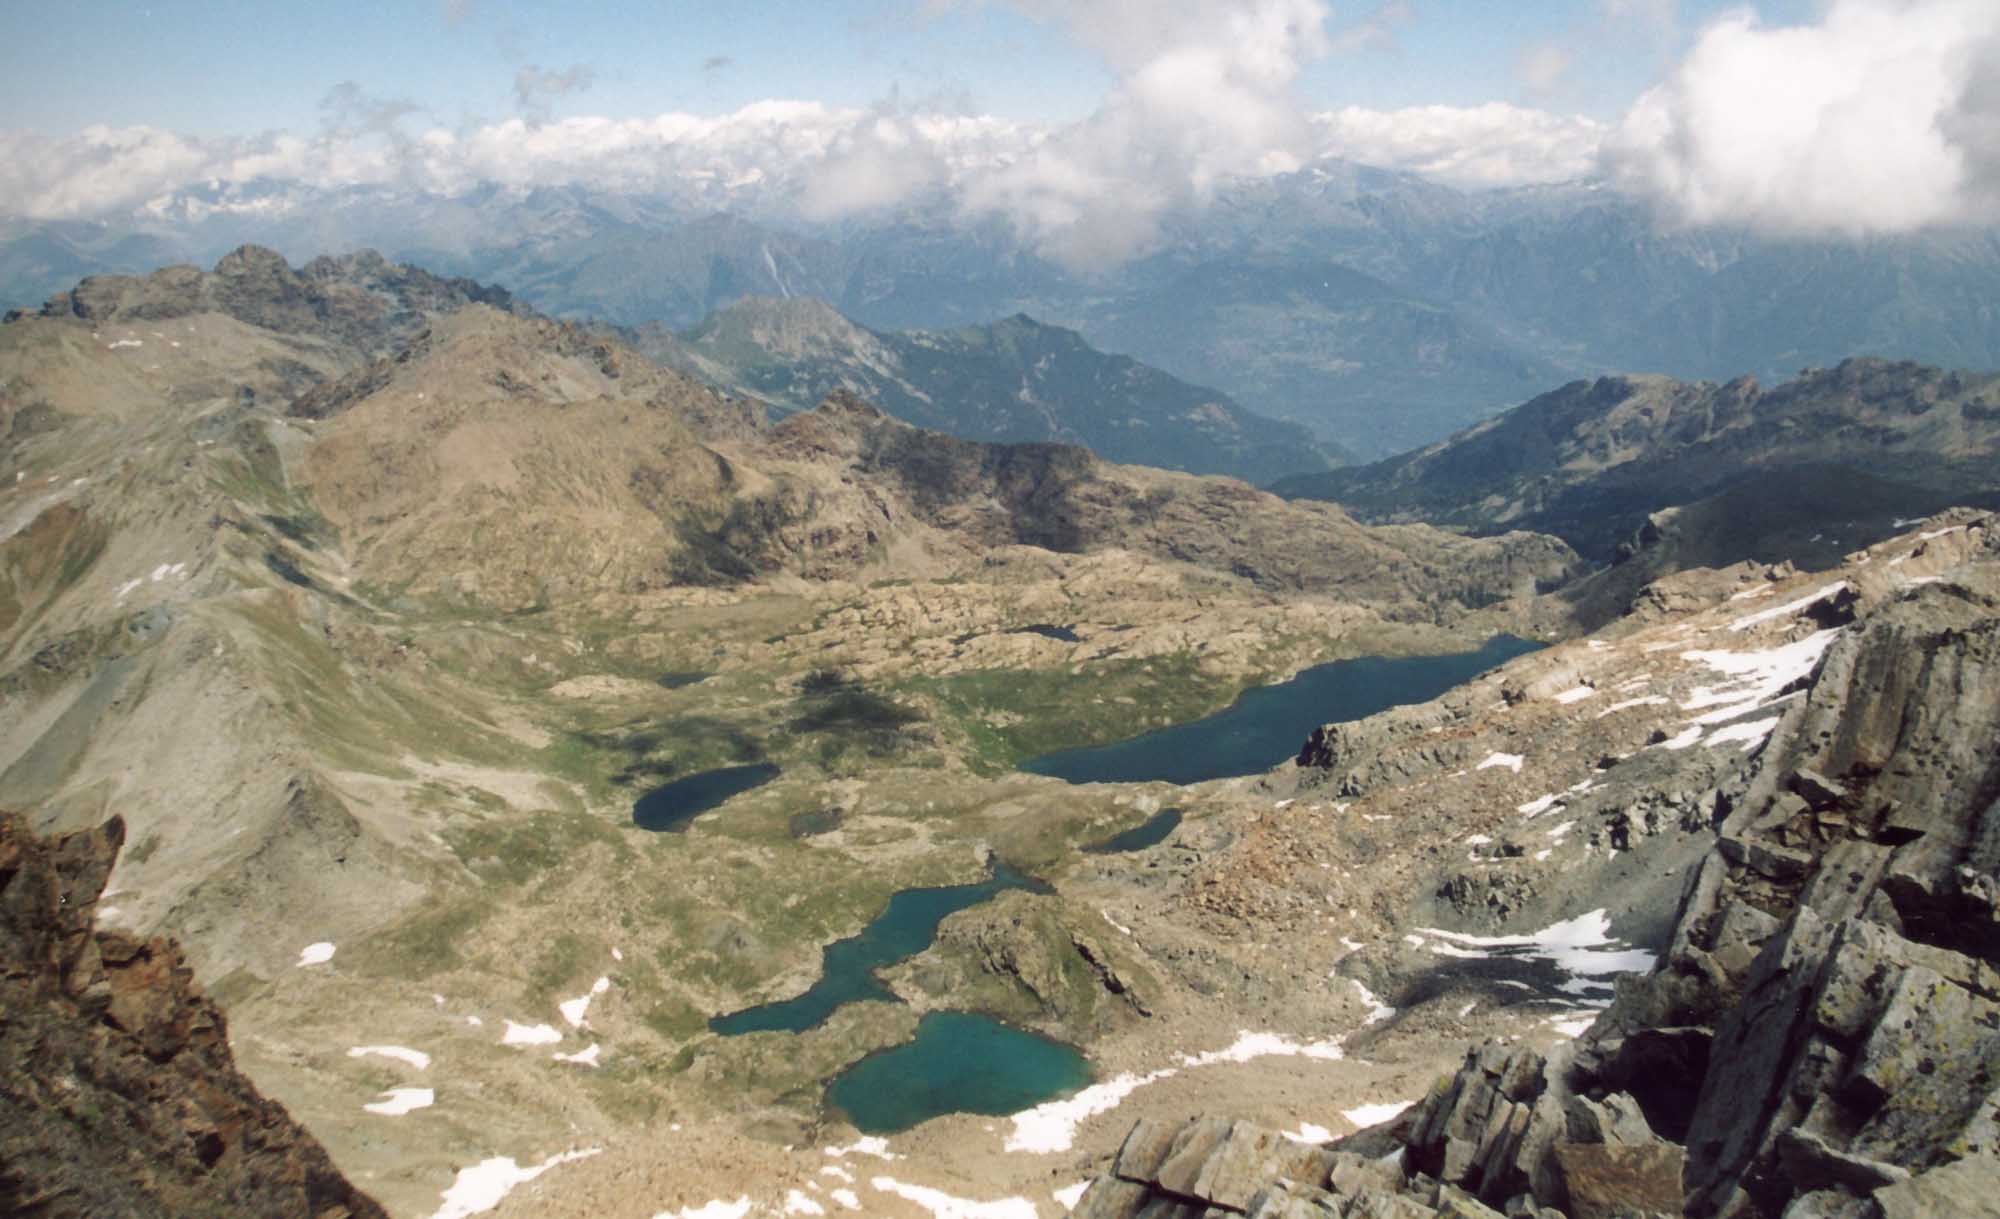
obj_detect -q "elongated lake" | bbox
[826,1011,1090,1134]
[710,859,1049,1036]
[1021,634,1543,786]
[631,762,780,832]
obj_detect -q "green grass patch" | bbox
[359,896,493,980]
[444,808,632,888]
[904,651,1237,773]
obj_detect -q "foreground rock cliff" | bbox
[0,811,388,1218]
[1074,516,2000,1218]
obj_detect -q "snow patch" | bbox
[431,1149,600,1219]
[1553,685,1596,705]
[559,976,611,1027]
[348,1045,431,1070]
[1415,910,1655,980]
[824,1136,899,1161]
[296,942,335,967]
[501,1021,562,1046]
[1007,1069,1174,1153]
[1595,695,1668,718]
[1655,725,1703,751]
[820,1166,854,1183]
[1053,1181,1091,1210]
[1517,794,1560,817]
[829,1189,861,1210]
[553,1043,603,1067]
[1476,752,1524,773]
[785,1191,827,1216]
[1726,583,1846,632]
[661,1199,752,1219]
[108,338,143,349]
[869,1177,1037,1219]
[364,1087,434,1116]
[1101,909,1131,936]
[1342,1100,1415,1128]
[1284,1123,1334,1145]
[1705,716,1780,752]
[1351,979,1395,1025]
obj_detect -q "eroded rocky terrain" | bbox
[2,248,1995,1219]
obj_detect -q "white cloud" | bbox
[1311,103,1606,188]
[1604,0,2000,234]
[943,0,1335,267]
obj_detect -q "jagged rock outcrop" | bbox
[0,811,387,1219]
[1084,520,2000,1219]
[32,244,521,357]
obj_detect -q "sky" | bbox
[2,0,1996,262]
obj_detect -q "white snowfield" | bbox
[1006,1031,1346,1154]
[500,1020,562,1046]
[559,976,611,1027]
[1053,1181,1091,1209]
[362,1087,433,1116]
[553,1043,603,1067]
[1553,685,1596,705]
[1341,1100,1415,1128]
[431,1148,601,1219]
[1726,581,1847,632]
[823,1136,899,1161]
[870,1177,1037,1219]
[296,942,335,967]
[1476,752,1524,772]
[658,1199,752,1219]
[1413,910,1656,979]
[347,1045,431,1070]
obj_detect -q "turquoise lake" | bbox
[710,859,1049,1036]
[1021,634,1543,785]
[826,1011,1091,1134]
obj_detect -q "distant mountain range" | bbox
[5,162,1999,458]
[627,297,1346,484]
[1275,358,2000,578]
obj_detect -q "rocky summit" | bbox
[1,245,1997,1219]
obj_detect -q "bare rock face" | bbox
[0,811,387,1219]
[1086,527,2000,1219]
[38,244,519,357]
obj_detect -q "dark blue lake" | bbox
[1020,635,1543,786]
[826,1011,1091,1133]
[710,859,1048,1036]
[1083,807,1183,854]
[631,762,781,832]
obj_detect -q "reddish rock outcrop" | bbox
[0,811,387,1219]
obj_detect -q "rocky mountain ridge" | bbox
[11,168,2000,457]
[1276,359,2000,567]
[627,296,1347,484]
[1069,512,2000,1219]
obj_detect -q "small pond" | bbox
[1020,634,1543,786]
[710,859,1049,1036]
[825,1011,1091,1134]
[1082,807,1183,854]
[631,762,781,832]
